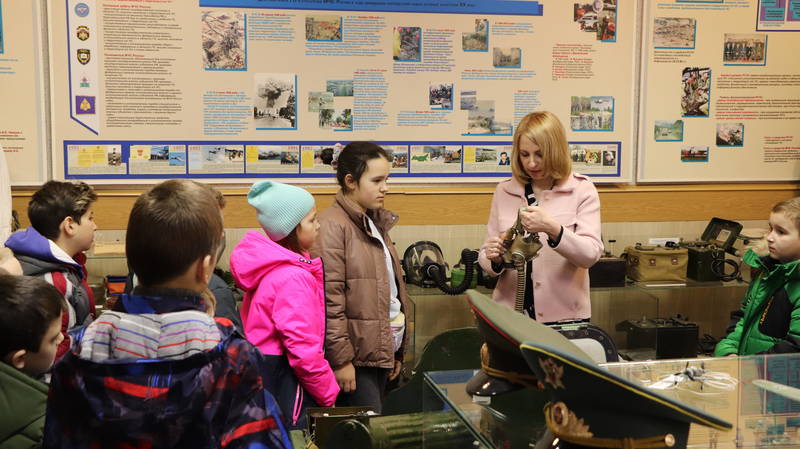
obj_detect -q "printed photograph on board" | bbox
[429,83,453,110]
[680,145,709,162]
[305,15,342,41]
[308,91,334,112]
[681,67,711,117]
[107,147,122,166]
[569,143,620,174]
[570,96,614,131]
[654,120,684,141]
[409,145,462,173]
[326,80,354,97]
[315,108,351,130]
[716,123,744,147]
[150,146,169,161]
[574,0,615,38]
[462,18,488,51]
[188,145,245,174]
[169,150,185,166]
[202,11,245,70]
[254,73,296,129]
[319,109,334,129]
[66,145,127,176]
[382,145,410,173]
[129,145,186,175]
[653,17,696,49]
[463,145,514,173]
[597,7,617,41]
[394,27,421,61]
[602,149,616,166]
[331,109,352,131]
[723,34,767,65]
[245,145,300,174]
[466,100,495,134]
[460,90,477,110]
[493,47,521,68]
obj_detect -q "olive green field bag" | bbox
[623,244,688,282]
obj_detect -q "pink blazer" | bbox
[478,174,603,322]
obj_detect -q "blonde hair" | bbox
[511,111,572,185]
[773,197,800,231]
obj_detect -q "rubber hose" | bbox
[426,248,479,295]
[513,253,527,313]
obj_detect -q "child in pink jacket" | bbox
[230,180,339,429]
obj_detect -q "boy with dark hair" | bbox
[5,180,98,361]
[0,274,66,448]
[43,179,291,449]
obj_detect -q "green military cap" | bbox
[465,289,595,396]
[520,341,731,448]
[466,290,732,448]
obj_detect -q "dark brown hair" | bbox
[126,180,223,286]
[335,141,390,192]
[28,181,97,239]
[0,274,65,356]
[277,228,303,255]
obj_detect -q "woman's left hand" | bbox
[519,206,561,239]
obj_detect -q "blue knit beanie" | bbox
[247,180,314,241]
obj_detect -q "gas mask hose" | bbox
[425,248,479,295]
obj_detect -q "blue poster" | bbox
[199,0,543,16]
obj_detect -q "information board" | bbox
[0,0,48,185]
[638,0,800,182]
[48,0,638,183]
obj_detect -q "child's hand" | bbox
[388,360,402,381]
[335,362,356,393]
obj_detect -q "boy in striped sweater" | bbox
[43,180,291,449]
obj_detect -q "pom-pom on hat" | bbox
[247,180,314,241]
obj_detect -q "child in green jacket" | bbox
[0,274,65,448]
[715,197,800,356]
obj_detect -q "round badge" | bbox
[74,3,90,17]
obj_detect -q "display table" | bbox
[420,354,800,449]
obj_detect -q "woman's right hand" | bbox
[335,362,357,393]
[482,234,506,263]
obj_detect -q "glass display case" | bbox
[406,280,748,365]
[421,353,800,449]
[406,284,660,365]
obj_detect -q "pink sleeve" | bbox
[478,185,505,276]
[272,273,340,407]
[551,181,603,268]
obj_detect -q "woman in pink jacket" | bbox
[478,111,603,323]
[230,180,339,429]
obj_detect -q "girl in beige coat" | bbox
[313,142,409,414]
